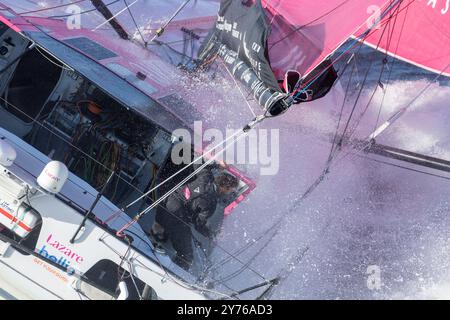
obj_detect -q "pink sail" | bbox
[261,0,395,80]
[2,0,447,99]
[360,0,450,77]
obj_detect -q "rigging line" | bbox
[117,241,134,288]
[35,45,74,71]
[352,55,362,89]
[117,129,272,284]
[323,63,450,186]
[10,0,89,15]
[92,0,138,31]
[203,230,278,285]
[126,260,144,300]
[0,95,175,230]
[201,21,378,284]
[314,37,370,185]
[368,62,450,141]
[123,0,146,45]
[202,33,370,282]
[256,246,309,300]
[218,21,432,298]
[208,5,401,292]
[121,238,144,300]
[333,1,399,149]
[328,51,360,159]
[147,35,207,47]
[328,0,400,157]
[120,128,243,211]
[200,226,279,279]
[370,0,411,138]
[99,233,234,299]
[221,60,257,118]
[343,0,406,142]
[293,0,407,99]
[257,13,403,293]
[147,0,193,45]
[269,0,352,49]
[292,20,388,99]
[223,278,280,300]
[0,19,260,287]
[384,0,401,56]
[211,228,277,285]
[130,242,235,299]
[327,18,391,163]
[119,129,246,233]
[346,61,387,139]
[156,42,176,65]
[152,39,194,61]
[259,217,338,300]
[285,5,405,96]
[105,163,248,271]
[306,2,400,189]
[272,0,405,52]
[41,0,121,19]
[198,267,244,300]
[258,191,350,301]
[205,275,243,301]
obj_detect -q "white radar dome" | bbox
[37,161,69,194]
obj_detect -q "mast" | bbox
[91,0,129,39]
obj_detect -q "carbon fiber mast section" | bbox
[91,0,129,40]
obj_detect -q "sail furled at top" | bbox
[361,0,450,77]
[199,0,397,116]
[199,0,295,116]
[6,0,446,117]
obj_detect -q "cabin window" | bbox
[0,36,173,217]
[64,37,118,61]
[80,259,157,300]
[2,48,62,124]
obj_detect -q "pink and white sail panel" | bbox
[197,0,400,115]
[361,0,450,77]
[261,0,396,80]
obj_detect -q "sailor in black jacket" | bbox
[151,169,239,270]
